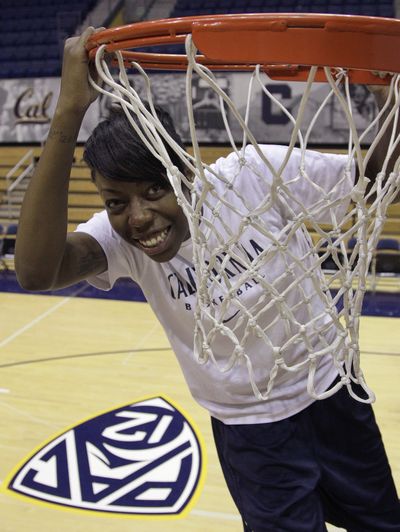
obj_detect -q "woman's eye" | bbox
[148,183,168,198]
[105,199,125,211]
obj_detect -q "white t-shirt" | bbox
[76,144,355,424]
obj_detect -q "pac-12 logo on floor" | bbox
[5,396,205,517]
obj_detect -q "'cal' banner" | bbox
[0,78,98,143]
[0,74,378,145]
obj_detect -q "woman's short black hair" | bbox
[83,104,186,183]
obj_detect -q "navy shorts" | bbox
[211,383,400,531]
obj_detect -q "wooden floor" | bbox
[0,288,399,532]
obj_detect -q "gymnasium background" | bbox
[1,2,399,531]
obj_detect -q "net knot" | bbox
[331,228,342,239]
[272,346,281,358]
[169,164,180,177]
[343,280,353,290]
[202,343,213,356]
[351,181,369,203]
[246,267,258,278]
[377,170,386,182]
[345,337,358,351]
[249,318,258,328]
[234,345,246,362]
[333,67,347,80]
[200,267,208,277]
[221,243,230,253]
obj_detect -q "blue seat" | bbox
[39,59,62,77]
[378,5,394,17]
[31,30,58,45]
[0,61,16,78]
[347,237,357,250]
[377,238,400,251]
[3,224,18,257]
[327,6,345,13]
[343,5,367,15]
[374,238,400,274]
[359,6,379,16]
[0,8,19,20]
[10,31,33,45]
[310,0,329,5]
[0,46,18,61]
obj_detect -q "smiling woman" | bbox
[91,171,190,262]
[81,103,191,262]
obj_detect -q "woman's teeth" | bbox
[139,228,169,248]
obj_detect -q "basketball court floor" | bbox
[0,275,399,531]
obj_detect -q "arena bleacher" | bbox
[171,0,394,17]
[0,0,97,79]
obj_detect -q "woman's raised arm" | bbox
[15,27,107,290]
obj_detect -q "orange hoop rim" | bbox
[86,13,400,83]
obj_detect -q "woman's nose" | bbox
[128,199,153,229]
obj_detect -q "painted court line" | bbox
[122,322,161,365]
[0,400,56,427]
[0,287,86,350]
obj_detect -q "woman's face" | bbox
[94,172,190,262]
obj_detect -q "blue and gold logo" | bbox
[4,396,205,517]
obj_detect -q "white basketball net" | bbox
[89,35,400,403]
